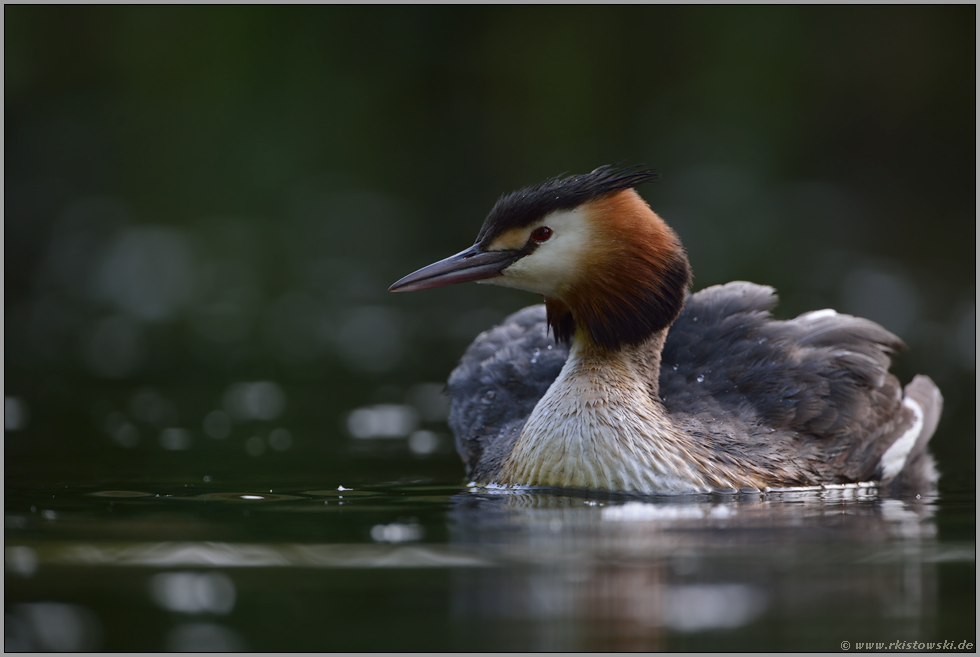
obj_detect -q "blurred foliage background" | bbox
[5,6,975,485]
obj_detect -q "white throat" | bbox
[498,336,737,494]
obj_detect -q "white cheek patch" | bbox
[492,208,593,297]
[878,397,924,481]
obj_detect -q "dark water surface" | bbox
[5,462,975,651]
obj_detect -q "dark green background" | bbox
[5,6,975,482]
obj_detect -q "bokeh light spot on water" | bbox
[408,430,439,455]
[36,196,129,300]
[244,435,266,456]
[5,546,39,577]
[6,516,28,530]
[92,225,197,322]
[105,412,141,448]
[165,622,247,652]
[5,602,103,652]
[150,571,237,615]
[203,410,232,439]
[223,381,286,421]
[160,428,192,451]
[267,428,293,451]
[662,584,767,632]
[346,404,418,439]
[4,396,29,431]
[370,521,424,543]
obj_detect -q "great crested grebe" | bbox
[389,166,942,495]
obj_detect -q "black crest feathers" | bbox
[476,165,658,246]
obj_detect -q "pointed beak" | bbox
[389,244,524,292]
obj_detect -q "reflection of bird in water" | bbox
[390,166,942,495]
[445,488,939,650]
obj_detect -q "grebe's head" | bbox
[389,165,691,351]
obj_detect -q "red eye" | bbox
[530,226,553,243]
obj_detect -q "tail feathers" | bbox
[883,375,943,495]
[903,375,944,448]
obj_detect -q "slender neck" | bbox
[569,325,668,403]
